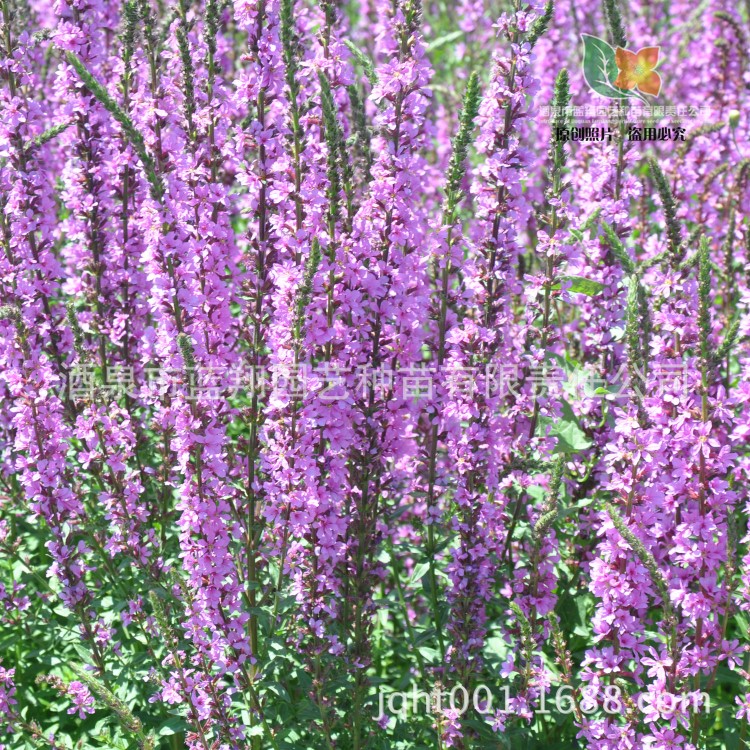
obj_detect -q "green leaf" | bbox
[557,497,593,520]
[158,717,187,736]
[552,419,592,452]
[540,403,592,453]
[417,645,440,661]
[735,612,749,640]
[567,276,605,295]
[426,30,463,52]
[408,562,430,585]
[526,485,547,503]
[581,34,635,101]
[553,275,605,296]
[414,628,436,646]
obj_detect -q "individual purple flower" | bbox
[65,681,95,719]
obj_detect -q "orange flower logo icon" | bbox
[614,47,662,97]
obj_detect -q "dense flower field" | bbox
[1,0,749,747]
